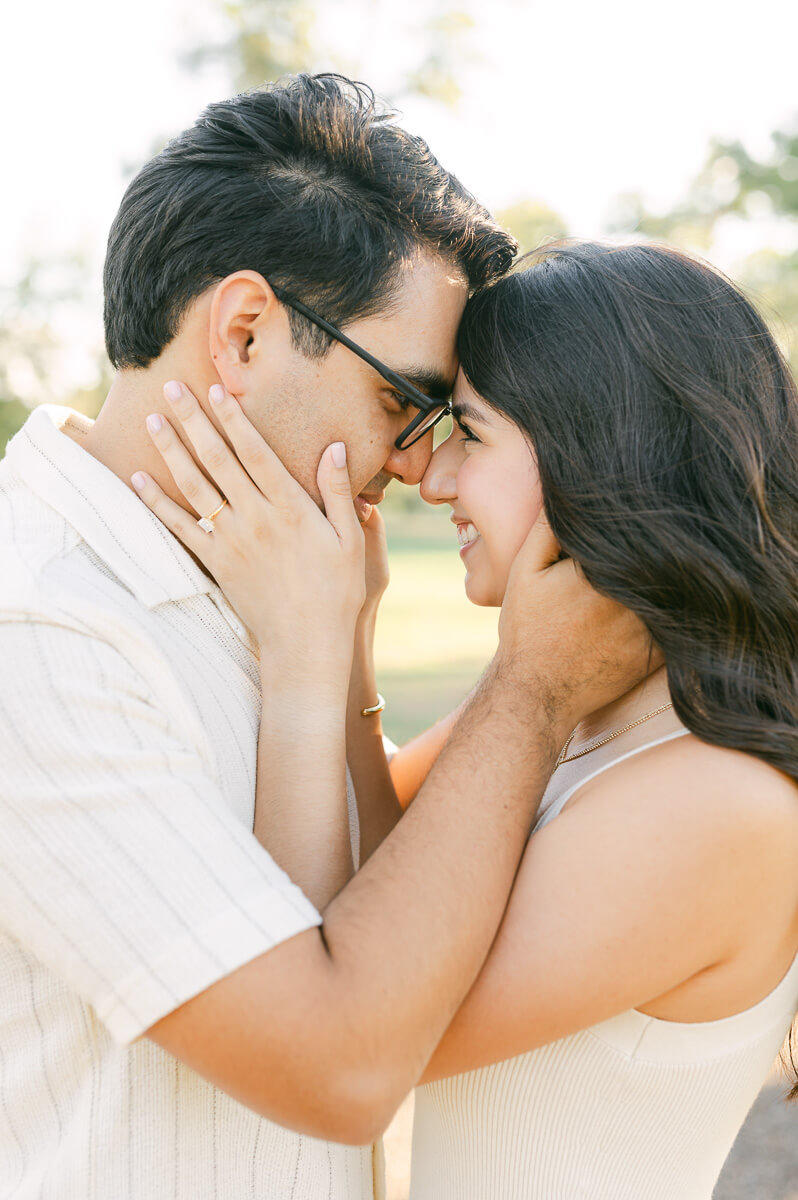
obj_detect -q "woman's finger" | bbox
[316,442,363,548]
[145,412,225,519]
[207,384,306,507]
[130,471,212,561]
[161,382,255,510]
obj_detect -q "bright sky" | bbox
[2,0,797,390]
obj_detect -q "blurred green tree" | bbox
[2,0,490,458]
[399,9,476,108]
[606,120,798,371]
[0,255,111,455]
[182,0,318,89]
[496,198,569,256]
[184,0,480,107]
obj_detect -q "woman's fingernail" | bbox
[131,472,147,491]
[354,496,372,522]
[209,384,225,405]
[146,414,163,434]
[331,442,346,468]
[164,380,182,402]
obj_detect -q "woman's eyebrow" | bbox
[451,400,496,425]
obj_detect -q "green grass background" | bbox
[376,507,498,745]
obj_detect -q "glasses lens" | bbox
[397,405,449,449]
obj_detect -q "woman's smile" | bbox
[453,515,481,554]
[421,372,544,607]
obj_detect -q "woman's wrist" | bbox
[355,601,380,644]
[259,657,352,713]
[348,621,380,710]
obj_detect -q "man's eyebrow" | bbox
[386,366,453,401]
[451,400,496,425]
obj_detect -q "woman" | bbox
[137,241,798,1198]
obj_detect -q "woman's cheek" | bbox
[506,492,545,566]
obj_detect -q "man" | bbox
[0,75,648,1197]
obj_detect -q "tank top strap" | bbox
[533,728,691,834]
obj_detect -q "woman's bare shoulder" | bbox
[565,731,798,862]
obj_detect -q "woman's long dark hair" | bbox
[458,240,798,1098]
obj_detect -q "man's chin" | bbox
[357,489,386,507]
[354,489,385,522]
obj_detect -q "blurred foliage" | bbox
[496,198,570,257]
[378,506,497,740]
[183,0,318,88]
[688,128,798,223]
[608,125,798,239]
[399,9,476,108]
[0,398,32,457]
[4,2,797,458]
[733,247,798,346]
[607,120,798,371]
[1,0,481,455]
[184,0,479,107]
[0,256,110,455]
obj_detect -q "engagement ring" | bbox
[197,497,228,533]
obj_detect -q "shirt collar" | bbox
[5,404,218,608]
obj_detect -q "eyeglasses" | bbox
[270,285,452,450]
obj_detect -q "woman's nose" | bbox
[419,432,460,506]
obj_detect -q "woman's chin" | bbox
[464,570,503,609]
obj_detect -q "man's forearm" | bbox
[149,536,652,1144]
[320,657,565,1121]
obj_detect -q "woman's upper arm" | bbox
[420,740,796,1083]
[389,704,465,809]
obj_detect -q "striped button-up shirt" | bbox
[0,405,377,1199]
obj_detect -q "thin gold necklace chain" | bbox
[555,702,673,768]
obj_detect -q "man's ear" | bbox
[208,271,283,395]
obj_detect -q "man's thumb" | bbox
[517,509,563,573]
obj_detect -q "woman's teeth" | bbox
[457,522,480,548]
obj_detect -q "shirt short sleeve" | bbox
[0,621,321,1044]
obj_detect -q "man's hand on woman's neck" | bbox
[568,662,674,754]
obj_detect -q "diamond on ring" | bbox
[196,497,228,534]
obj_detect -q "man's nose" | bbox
[419,434,459,506]
[383,429,435,487]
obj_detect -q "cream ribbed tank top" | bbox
[409,731,798,1200]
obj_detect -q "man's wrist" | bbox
[470,656,572,770]
[490,647,566,715]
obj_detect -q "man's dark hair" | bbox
[103,73,517,368]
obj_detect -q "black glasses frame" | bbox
[270,284,451,449]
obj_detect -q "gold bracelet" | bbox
[360,693,386,717]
